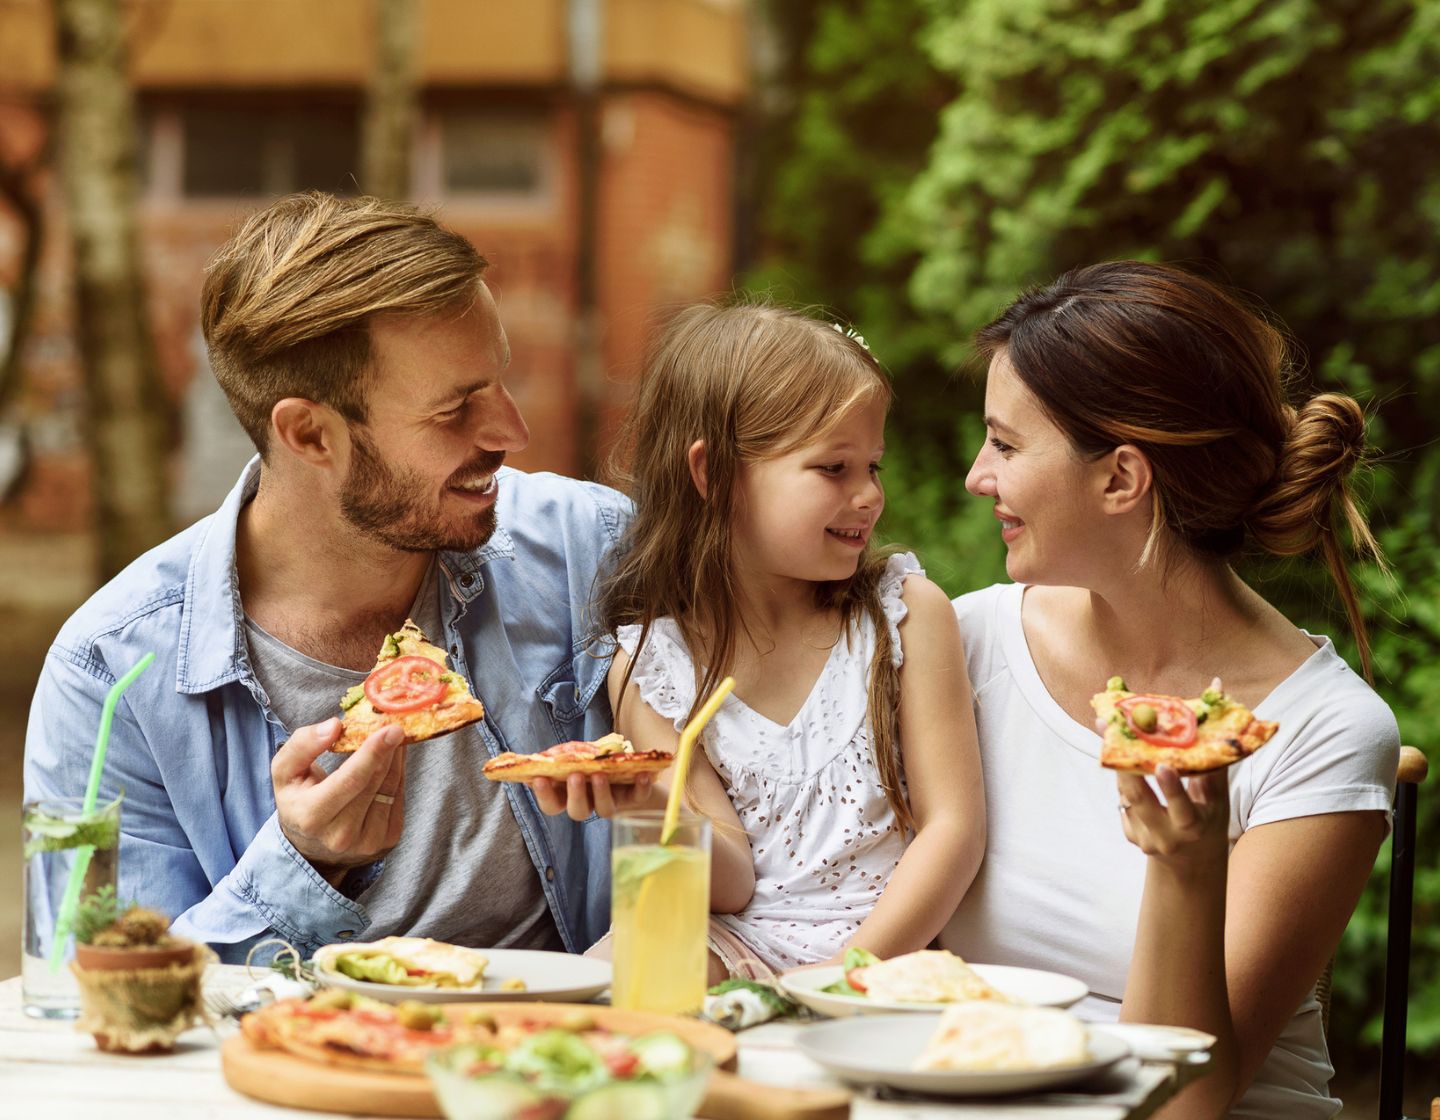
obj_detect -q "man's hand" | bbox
[273,718,407,879]
[529,772,659,821]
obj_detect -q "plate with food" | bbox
[779,948,1089,1018]
[313,938,613,1004]
[797,1005,1131,1096]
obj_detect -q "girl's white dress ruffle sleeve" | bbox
[615,551,921,972]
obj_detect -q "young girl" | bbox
[537,302,985,979]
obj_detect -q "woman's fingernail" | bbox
[383,727,404,747]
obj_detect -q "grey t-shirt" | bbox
[244,563,563,951]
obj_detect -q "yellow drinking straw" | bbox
[660,676,735,845]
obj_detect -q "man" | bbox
[24,193,630,961]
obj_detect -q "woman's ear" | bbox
[270,398,343,466]
[1102,444,1152,515]
[686,438,708,499]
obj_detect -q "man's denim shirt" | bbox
[24,459,628,961]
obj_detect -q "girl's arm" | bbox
[845,575,986,958]
[606,650,757,914]
[1118,769,1386,1118]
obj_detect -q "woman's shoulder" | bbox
[950,581,1021,631]
[1266,635,1400,745]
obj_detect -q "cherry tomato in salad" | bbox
[845,966,869,993]
[1117,694,1198,748]
[364,656,448,713]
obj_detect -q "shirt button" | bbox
[336,930,356,940]
[545,866,556,882]
[459,573,473,587]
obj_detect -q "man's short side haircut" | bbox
[201,192,488,455]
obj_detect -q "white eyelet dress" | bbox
[615,551,921,972]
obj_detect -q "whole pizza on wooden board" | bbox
[482,733,673,784]
[332,620,485,753]
[1091,676,1279,775]
[239,991,493,1074]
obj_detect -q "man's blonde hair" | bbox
[201,192,488,454]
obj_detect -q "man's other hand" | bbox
[273,718,407,879]
[530,772,658,821]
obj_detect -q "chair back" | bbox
[1379,746,1429,1120]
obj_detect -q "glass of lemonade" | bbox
[21,794,123,1018]
[610,809,711,1015]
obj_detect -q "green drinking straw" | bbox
[48,651,154,972]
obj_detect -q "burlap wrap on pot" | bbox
[72,944,217,1052]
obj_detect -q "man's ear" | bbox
[1102,444,1152,515]
[270,398,344,466]
[686,439,708,499]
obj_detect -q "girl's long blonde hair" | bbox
[596,301,914,832]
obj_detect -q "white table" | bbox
[0,969,1205,1119]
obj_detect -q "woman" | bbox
[943,261,1399,1119]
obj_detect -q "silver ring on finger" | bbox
[374,794,396,805]
[1118,798,1132,814]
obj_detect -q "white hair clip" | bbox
[830,321,869,351]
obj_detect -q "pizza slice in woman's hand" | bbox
[1091,676,1279,775]
[331,620,485,753]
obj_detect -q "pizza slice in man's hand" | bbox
[331,620,485,753]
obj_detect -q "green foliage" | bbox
[72,885,128,946]
[750,0,1440,1062]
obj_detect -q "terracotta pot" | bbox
[75,941,197,971]
[73,940,204,1053]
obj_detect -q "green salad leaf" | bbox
[335,953,415,986]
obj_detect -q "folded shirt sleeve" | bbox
[25,647,375,962]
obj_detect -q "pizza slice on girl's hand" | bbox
[1091,675,1278,775]
[331,620,485,753]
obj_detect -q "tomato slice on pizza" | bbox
[482,732,674,784]
[1091,676,1279,775]
[332,620,486,753]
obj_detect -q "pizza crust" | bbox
[334,695,485,753]
[482,748,674,783]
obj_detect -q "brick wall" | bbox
[0,90,739,533]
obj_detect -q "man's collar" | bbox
[176,456,261,694]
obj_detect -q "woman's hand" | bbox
[528,772,660,821]
[1116,766,1229,868]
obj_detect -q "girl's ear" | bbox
[271,398,343,467]
[1102,444,1152,515]
[687,438,708,499]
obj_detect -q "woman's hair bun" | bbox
[1246,392,1372,558]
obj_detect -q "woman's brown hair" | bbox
[596,301,914,831]
[975,260,1385,679]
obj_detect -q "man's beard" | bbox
[340,426,502,553]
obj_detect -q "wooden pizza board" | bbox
[221,1001,850,1119]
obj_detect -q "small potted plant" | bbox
[71,888,212,1052]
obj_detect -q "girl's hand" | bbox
[1116,766,1229,868]
[529,772,659,821]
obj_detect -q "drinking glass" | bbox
[21,794,123,1018]
[610,809,711,1015]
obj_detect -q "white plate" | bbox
[314,947,612,1005]
[779,963,1088,1017]
[797,1013,1131,1097]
